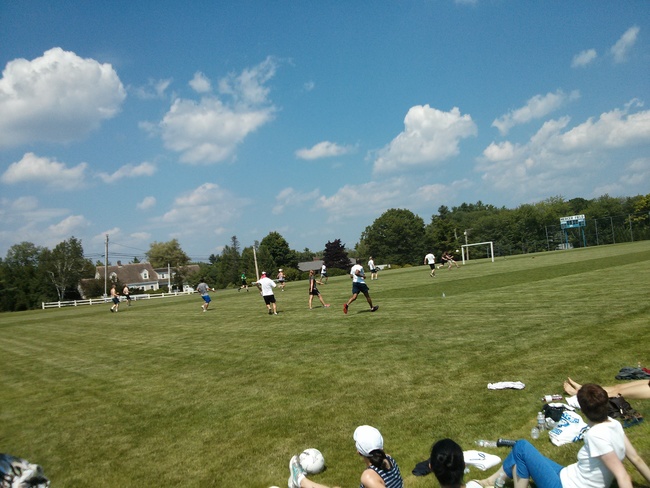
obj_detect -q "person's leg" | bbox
[346,293,358,306]
[309,294,314,309]
[362,291,373,307]
[565,377,650,399]
[505,440,563,488]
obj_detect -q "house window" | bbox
[142,270,149,280]
[110,272,118,281]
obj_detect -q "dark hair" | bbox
[367,449,387,470]
[577,383,609,422]
[430,438,465,487]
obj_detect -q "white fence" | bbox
[42,291,195,309]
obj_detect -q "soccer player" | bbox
[424,252,436,277]
[256,271,278,315]
[308,269,330,310]
[344,263,378,314]
[368,256,378,280]
[239,272,249,292]
[110,284,120,312]
[319,263,328,284]
[197,281,215,312]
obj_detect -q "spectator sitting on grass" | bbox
[429,438,482,488]
[288,425,404,488]
[476,383,650,488]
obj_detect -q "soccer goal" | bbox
[461,241,494,265]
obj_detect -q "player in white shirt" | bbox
[343,263,378,314]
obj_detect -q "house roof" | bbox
[95,262,200,286]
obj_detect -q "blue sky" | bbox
[1,1,648,262]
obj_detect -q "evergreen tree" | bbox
[323,239,350,270]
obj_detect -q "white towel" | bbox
[487,381,526,390]
[565,395,580,409]
[463,450,502,471]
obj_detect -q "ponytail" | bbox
[367,449,387,470]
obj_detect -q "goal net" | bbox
[460,241,494,265]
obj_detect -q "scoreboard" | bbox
[560,214,586,230]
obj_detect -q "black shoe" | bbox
[370,306,379,312]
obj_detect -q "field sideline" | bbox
[2,242,649,487]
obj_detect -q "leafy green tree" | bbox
[42,236,94,300]
[360,208,426,265]
[2,242,51,311]
[426,205,457,255]
[146,239,190,268]
[214,237,241,287]
[259,231,296,269]
[323,239,350,270]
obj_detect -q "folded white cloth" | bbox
[463,450,502,471]
[487,381,526,390]
[466,481,483,488]
[548,410,588,446]
[565,395,580,409]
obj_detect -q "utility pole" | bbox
[104,234,109,297]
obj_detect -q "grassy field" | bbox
[2,241,649,487]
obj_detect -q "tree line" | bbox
[1,193,648,311]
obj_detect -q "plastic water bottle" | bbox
[541,394,563,402]
[494,473,507,488]
[496,438,517,447]
[531,427,540,439]
[475,439,497,448]
[537,411,546,431]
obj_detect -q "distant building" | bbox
[94,261,200,291]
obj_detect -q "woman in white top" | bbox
[477,384,650,488]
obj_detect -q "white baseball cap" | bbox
[353,425,383,456]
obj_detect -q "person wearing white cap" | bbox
[255,271,278,315]
[288,425,403,488]
[277,269,286,291]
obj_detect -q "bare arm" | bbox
[624,435,650,484]
[600,451,632,488]
[359,469,386,488]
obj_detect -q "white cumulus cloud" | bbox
[610,26,639,63]
[272,187,320,214]
[492,89,580,135]
[1,153,87,190]
[153,58,278,164]
[295,141,355,160]
[97,162,157,183]
[137,196,157,210]
[156,182,251,237]
[0,47,126,148]
[189,71,212,93]
[571,49,597,68]
[373,105,477,174]
[478,103,650,200]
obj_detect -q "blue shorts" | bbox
[352,282,369,295]
[202,294,211,303]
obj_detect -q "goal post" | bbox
[461,241,494,265]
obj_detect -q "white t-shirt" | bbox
[350,264,366,283]
[368,259,375,270]
[560,418,626,488]
[257,276,277,296]
[425,253,435,264]
[321,264,327,274]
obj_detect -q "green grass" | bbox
[2,242,650,487]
